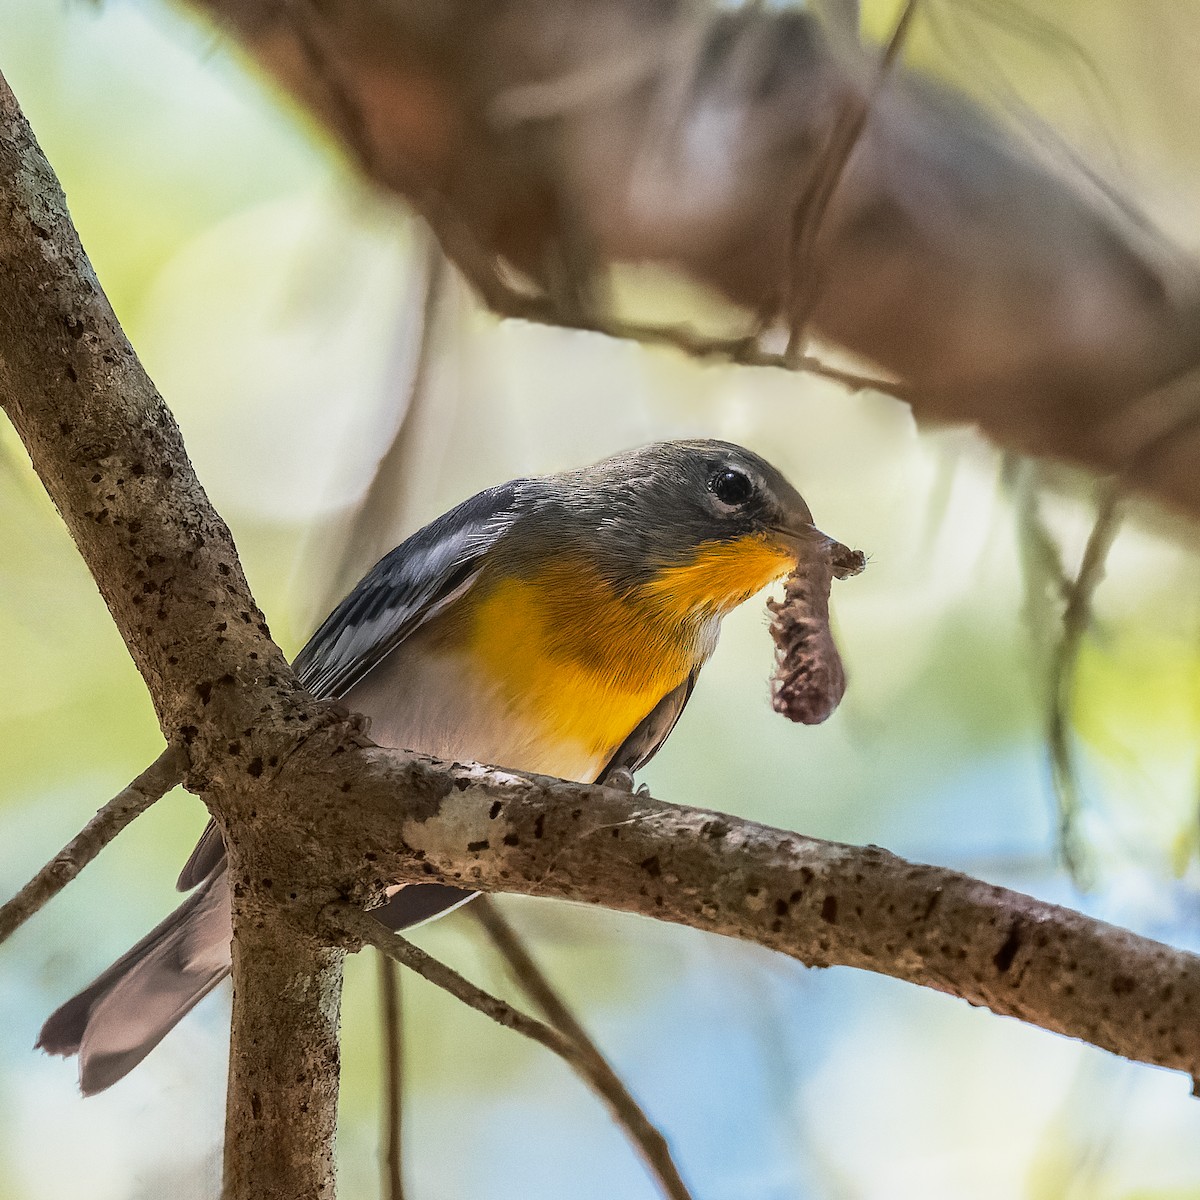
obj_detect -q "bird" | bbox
[39,438,843,1094]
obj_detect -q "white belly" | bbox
[343,637,611,784]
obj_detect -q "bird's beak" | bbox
[772,520,866,579]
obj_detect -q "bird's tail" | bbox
[37,868,231,1095]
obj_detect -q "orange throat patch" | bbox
[446,535,795,768]
[636,535,796,621]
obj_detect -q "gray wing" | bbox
[597,672,697,783]
[293,479,522,700]
[177,480,523,892]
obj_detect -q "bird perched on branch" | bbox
[39,439,851,1094]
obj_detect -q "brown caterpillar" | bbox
[768,537,865,725]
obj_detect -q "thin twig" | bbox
[473,897,694,1200]
[377,952,406,1200]
[330,905,696,1199]
[1007,457,1085,877]
[271,0,909,404]
[0,744,186,945]
[1006,457,1078,855]
[1037,379,1200,885]
[1047,484,1122,886]
[785,0,920,362]
[366,177,907,400]
[331,904,580,1049]
[1006,455,1071,618]
[477,277,908,399]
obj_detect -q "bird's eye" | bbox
[708,468,754,507]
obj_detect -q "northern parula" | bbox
[40,438,841,1093]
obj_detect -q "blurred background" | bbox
[5,2,1200,1198]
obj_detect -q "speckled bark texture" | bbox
[225,912,344,1200]
[6,51,1200,1200]
[0,82,297,740]
[317,751,1200,1086]
[0,71,357,1199]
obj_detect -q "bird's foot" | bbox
[605,767,650,796]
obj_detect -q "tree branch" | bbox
[1047,483,1123,887]
[785,0,919,360]
[313,750,1200,1089]
[468,296,910,401]
[334,902,698,1192]
[0,67,351,1199]
[377,952,407,1200]
[181,0,1200,517]
[474,897,694,1200]
[224,900,344,1200]
[0,745,186,946]
[333,904,578,1046]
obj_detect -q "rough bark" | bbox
[0,69,353,1199]
[303,749,1200,1088]
[225,903,344,1200]
[0,73,296,738]
[178,0,1200,519]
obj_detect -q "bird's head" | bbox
[538,439,852,619]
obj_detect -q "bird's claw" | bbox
[605,767,650,796]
